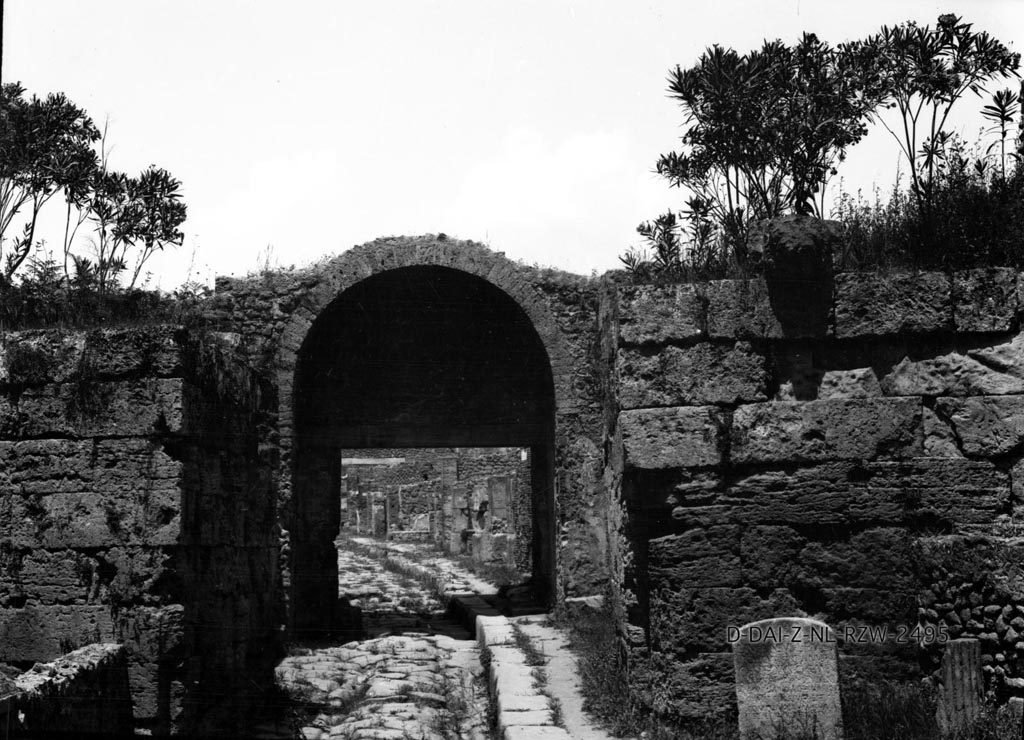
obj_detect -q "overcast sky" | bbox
[5,1,1023,288]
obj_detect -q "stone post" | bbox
[936,638,982,736]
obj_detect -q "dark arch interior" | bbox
[291,265,557,632]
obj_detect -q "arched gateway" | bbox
[267,236,599,633]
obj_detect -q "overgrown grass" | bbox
[832,152,1024,272]
[554,603,715,739]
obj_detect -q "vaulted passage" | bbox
[291,266,557,633]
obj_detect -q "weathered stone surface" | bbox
[881,345,1024,397]
[817,368,882,399]
[0,378,184,438]
[935,396,1024,457]
[9,487,180,548]
[0,549,167,606]
[733,618,842,740]
[1013,459,1024,516]
[617,342,768,408]
[83,326,184,378]
[740,526,805,587]
[620,406,724,469]
[647,526,741,588]
[705,278,784,339]
[0,332,85,385]
[936,639,983,735]
[730,398,922,464]
[724,460,1006,526]
[0,605,115,661]
[616,284,705,344]
[954,268,1018,333]
[924,406,964,458]
[747,215,842,281]
[835,272,951,338]
[1018,272,1024,320]
[0,438,181,498]
[795,529,917,593]
[10,643,134,736]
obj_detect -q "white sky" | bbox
[5,1,1023,288]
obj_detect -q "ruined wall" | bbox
[5,642,133,735]
[0,326,275,734]
[604,267,1024,724]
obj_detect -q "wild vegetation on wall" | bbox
[623,14,1022,282]
[0,83,199,327]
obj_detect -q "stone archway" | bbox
[276,237,576,633]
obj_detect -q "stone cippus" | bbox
[725,622,951,645]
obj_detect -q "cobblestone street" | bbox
[254,538,610,739]
[254,540,491,738]
[273,634,489,740]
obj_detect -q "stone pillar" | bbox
[936,638,982,736]
[291,444,341,635]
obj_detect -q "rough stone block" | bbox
[617,342,768,409]
[0,331,85,386]
[881,338,1024,397]
[620,407,725,469]
[733,618,842,740]
[0,605,115,662]
[0,549,119,606]
[730,398,922,464]
[954,268,1018,333]
[935,396,1024,457]
[924,407,963,458]
[616,284,705,344]
[0,378,184,438]
[725,460,1006,526]
[835,272,951,338]
[740,526,805,587]
[794,529,916,593]
[1018,271,1024,320]
[817,368,882,399]
[705,279,784,339]
[648,587,800,654]
[83,326,184,378]
[648,526,742,589]
[9,487,180,548]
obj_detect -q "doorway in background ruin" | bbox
[290,266,556,634]
[339,446,533,576]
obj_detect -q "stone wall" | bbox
[4,642,133,735]
[0,326,275,734]
[603,267,1024,724]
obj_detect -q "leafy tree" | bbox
[124,166,186,290]
[639,33,886,275]
[0,83,99,283]
[981,87,1021,180]
[865,14,1020,213]
[1,83,187,295]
